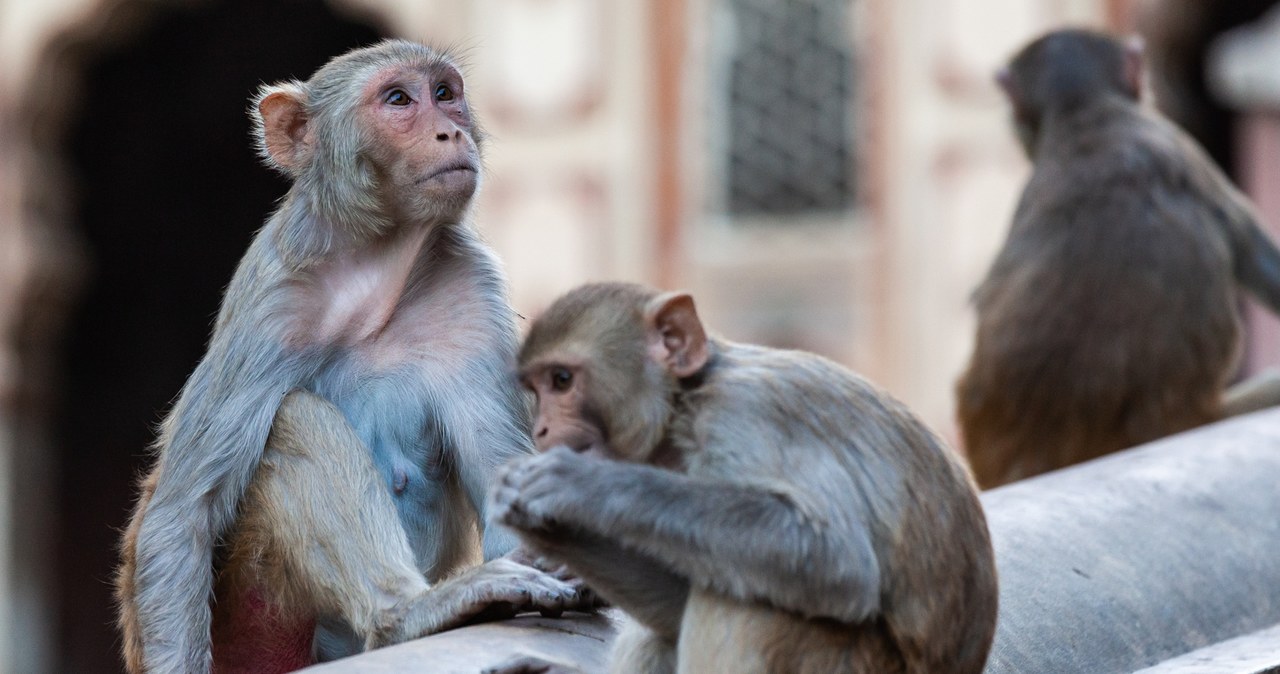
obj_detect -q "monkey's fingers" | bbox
[489,485,525,527]
[540,581,605,616]
[474,559,582,615]
[493,493,561,536]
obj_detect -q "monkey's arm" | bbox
[125,252,305,673]
[493,448,879,624]
[1230,212,1280,313]
[1182,137,1280,313]
[129,343,300,672]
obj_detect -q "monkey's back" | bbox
[689,342,998,673]
[959,105,1240,487]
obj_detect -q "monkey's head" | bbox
[251,40,483,236]
[518,283,710,463]
[997,29,1143,157]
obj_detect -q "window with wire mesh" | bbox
[724,0,855,216]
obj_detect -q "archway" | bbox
[23,2,386,670]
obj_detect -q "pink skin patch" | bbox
[211,584,316,674]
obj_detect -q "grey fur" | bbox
[495,284,998,674]
[118,40,541,673]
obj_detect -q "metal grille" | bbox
[725,0,855,216]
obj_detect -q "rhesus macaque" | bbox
[116,41,593,674]
[486,283,998,674]
[957,29,1280,489]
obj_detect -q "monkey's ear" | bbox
[1122,35,1145,100]
[644,292,709,379]
[252,82,312,174]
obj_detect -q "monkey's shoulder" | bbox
[1039,107,1220,193]
[697,341,918,430]
[686,341,961,490]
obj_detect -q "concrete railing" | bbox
[982,408,1280,673]
[305,410,1280,674]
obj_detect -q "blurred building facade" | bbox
[0,0,1277,671]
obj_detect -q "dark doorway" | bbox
[49,2,384,671]
[1143,0,1280,174]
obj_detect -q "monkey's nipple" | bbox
[393,468,409,495]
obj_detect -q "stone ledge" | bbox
[982,409,1280,673]
[302,613,617,673]
[1134,623,1280,674]
[305,409,1280,673]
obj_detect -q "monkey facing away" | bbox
[957,29,1280,488]
[484,283,998,674]
[116,41,593,674]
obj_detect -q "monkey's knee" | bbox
[267,389,359,457]
[241,397,429,638]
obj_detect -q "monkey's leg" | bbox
[239,391,585,653]
[522,534,680,674]
[522,530,688,640]
[232,390,430,646]
[610,618,676,674]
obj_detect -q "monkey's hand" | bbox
[504,545,573,583]
[502,546,609,614]
[491,446,597,536]
[369,558,597,647]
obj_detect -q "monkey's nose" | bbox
[434,129,463,142]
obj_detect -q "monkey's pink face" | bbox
[360,63,481,221]
[520,362,608,457]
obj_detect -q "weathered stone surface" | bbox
[304,410,1280,674]
[982,409,1280,673]
[302,612,617,673]
[1134,623,1280,674]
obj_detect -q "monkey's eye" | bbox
[385,89,412,106]
[550,367,573,392]
[434,83,455,102]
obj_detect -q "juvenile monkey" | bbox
[487,283,998,674]
[958,29,1280,488]
[116,41,591,674]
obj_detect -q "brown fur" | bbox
[959,29,1280,488]
[489,282,998,674]
[118,470,157,674]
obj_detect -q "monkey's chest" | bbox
[315,361,450,499]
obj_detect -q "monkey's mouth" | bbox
[422,162,476,181]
